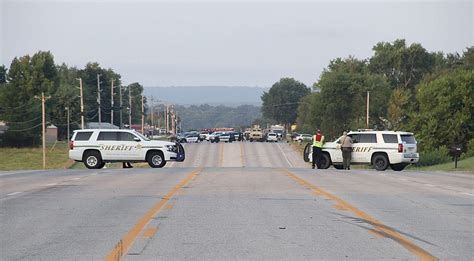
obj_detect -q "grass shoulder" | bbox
[0,142,74,170]
[408,156,474,172]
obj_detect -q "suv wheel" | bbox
[373,154,389,171]
[147,151,166,168]
[391,163,408,171]
[319,153,331,169]
[83,151,103,169]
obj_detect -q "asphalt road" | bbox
[1,141,473,260]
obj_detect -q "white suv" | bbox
[69,129,185,169]
[304,130,419,171]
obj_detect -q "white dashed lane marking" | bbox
[7,192,22,196]
[45,183,57,186]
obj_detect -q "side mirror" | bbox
[133,137,141,142]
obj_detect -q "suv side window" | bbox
[97,132,119,141]
[359,134,377,143]
[382,134,398,143]
[349,134,359,143]
[75,132,93,141]
[119,132,137,141]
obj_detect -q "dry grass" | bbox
[0,142,74,170]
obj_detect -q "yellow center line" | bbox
[280,168,438,261]
[105,168,203,261]
[219,142,224,167]
[240,142,245,167]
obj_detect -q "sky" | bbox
[1,0,472,87]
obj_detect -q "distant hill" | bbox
[144,86,268,106]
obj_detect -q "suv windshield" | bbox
[135,131,150,141]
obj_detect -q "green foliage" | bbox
[461,139,474,159]
[0,51,146,147]
[416,146,450,167]
[298,57,390,138]
[261,78,310,125]
[412,69,473,151]
[0,65,6,84]
[369,39,436,89]
[0,52,59,146]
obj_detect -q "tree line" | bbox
[0,51,146,147]
[261,39,473,154]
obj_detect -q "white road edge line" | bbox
[424,184,436,187]
[45,183,57,186]
[7,191,23,196]
[461,192,474,196]
[72,177,81,180]
[276,143,294,168]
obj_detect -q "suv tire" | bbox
[319,153,331,169]
[147,151,166,168]
[83,150,103,169]
[373,154,389,171]
[391,163,408,171]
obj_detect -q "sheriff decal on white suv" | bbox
[69,129,185,169]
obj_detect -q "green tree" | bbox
[261,78,310,126]
[369,39,435,89]
[0,51,59,146]
[307,57,390,138]
[0,65,7,84]
[412,69,473,151]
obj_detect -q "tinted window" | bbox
[349,134,359,143]
[97,132,118,141]
[119,132,137,141]
[401,134,416,144]
[358,134,377,143]
[74,132,93,141]
[382,134,398,143]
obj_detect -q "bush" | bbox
[416,146,450,167]
[461,139,474,159]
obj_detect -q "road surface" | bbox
[1,141,473,260]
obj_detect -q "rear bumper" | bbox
[390,153,419,164]
[69,150,83,161]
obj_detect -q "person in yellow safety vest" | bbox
[312,129,325,169]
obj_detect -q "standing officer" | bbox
[340,131,353,170]
[312,130,325,169]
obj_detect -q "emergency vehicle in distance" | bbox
[69,129,185,169]
[304,130,419,171]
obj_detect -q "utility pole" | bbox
[366,91,370,129]
[141,94,144,134]
[66,106,70,144]
[150,96,154,137]
[97,74,102,128]
[77,78,84,129]
[129,86,132,129]
[171,105,176,136]
[36,92,51,169]
[166,105,170,134]
[111,79,115,125]
[119,85,123,129]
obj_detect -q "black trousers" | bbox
[342,147,352,169]
[312,146,322,168]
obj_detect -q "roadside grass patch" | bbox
[408,156,474,172]
[0,142,73,170]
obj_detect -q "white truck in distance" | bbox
[69,129,185,169]
[304,130,419,171]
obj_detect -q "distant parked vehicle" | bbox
[219,132,232,143]
[295,134,312,143]
[266,133,278,142]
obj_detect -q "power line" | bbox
[4,115,42,124]
[6,123,42,132]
